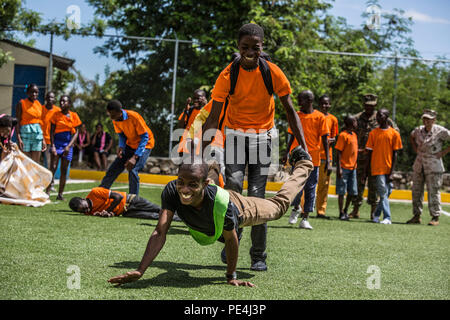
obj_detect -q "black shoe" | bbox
[316,214,331,220]
[339,213,350,221]
[250,260,267,272]
[289,146,312,168]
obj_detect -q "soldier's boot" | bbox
[406,215,422,224]
[428,216,439,226]
[348,206,360,219]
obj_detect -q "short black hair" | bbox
[60,94,72,105]
[0,115,17,128]
[193,89,207,97]
[106,100,123,112]
[297,90,314,103]
[319,94,330,104]
[343,114,356,128]
[178,161,209,181]
[238,23,264,42]
[96,123,103,128]
[378,108,390,116]
[26,83,38,93]
[69,197,84,212]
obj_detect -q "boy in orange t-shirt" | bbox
[68,187,163,220]
[48,95,82,200]
[316,94,339,218]
[335,115,358,220]
[100,100,155,196]
[201,23,308,272]
[41,91,61,169]
[284,90,330,230]
[364,109,403,224]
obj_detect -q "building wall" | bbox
[0,41,49,115]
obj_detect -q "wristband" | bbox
[225,272,237,280]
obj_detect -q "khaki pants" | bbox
[316,160,330,215]
[228,160,314,227]
[412,170,443,217]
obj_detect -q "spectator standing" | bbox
[92,123,113,171]
[364,109,403,225]
[407,109,450,226]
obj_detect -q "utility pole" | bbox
[47,31,54,92]
[168,38,179,156]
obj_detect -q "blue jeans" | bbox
[224,128,273,263]
[292,166,319,213]
[100,145,151,195]
[336,169,358,196]
[373,174,393,220]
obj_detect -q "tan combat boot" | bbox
[428,216,439,226]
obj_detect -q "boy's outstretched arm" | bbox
[107,209,173,285]
[222,229,255,287]
[279,94,308,152]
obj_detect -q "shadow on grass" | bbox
[108,260,255,289]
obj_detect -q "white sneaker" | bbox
[373,216,380,223]
[299,218,313,230]
[289,208,301,225]
[380,218,392,225]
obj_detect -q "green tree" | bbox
[85,0,420,159]
[0,0,42,66]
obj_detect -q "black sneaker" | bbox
[289,146,312,168]
[339,213,350,221]
[250,260,267,272]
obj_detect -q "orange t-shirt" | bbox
[50,110,82,134]
[288,110,330,166]
[113,109,155,150]
[42,105,61,144]
[335,130,358,170]
[86,187,127,215]
[19,98,43,126]
[178,107,201,129]
[211,60,292,132]
[366,127,403,176]
[319,113,339,160]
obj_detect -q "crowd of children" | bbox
[1,22,449,288]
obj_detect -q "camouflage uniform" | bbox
[351,95,399,214]
[411,123,450,217]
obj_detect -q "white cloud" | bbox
[404,9,450,25]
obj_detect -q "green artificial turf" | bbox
[1,181,449,300]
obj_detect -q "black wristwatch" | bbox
[225,272,237,281]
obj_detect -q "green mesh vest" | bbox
[188,185,230,246]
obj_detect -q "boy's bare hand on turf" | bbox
[227,279,256,287]
[108,271,142,285]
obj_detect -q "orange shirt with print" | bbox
[19,98,43,126]
[50,110,82,134]
[113,109,155,150]
[319,113,339,160]
[211,60,291,132]
[366,127,403,176]
[42,105,61,144]
[288,110,330,166]
[86,187,127,215]
[177,107,202,154]
[335,130,358,170]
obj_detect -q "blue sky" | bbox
[17,0,450,82]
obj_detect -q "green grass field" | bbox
[1,181,449,300]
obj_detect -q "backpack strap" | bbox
[219,54,274,130]
[258,57,274,96]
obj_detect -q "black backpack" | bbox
[218,52,274,131]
